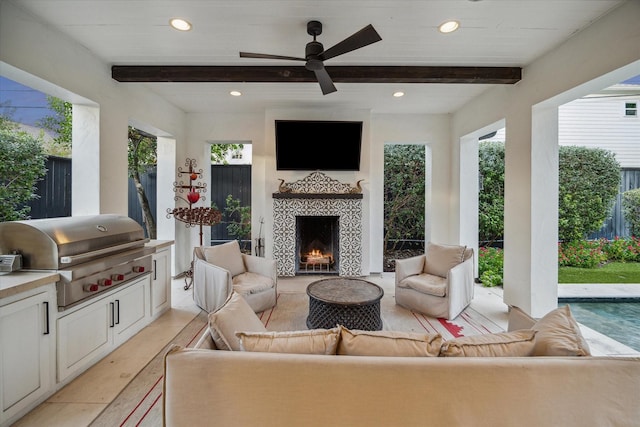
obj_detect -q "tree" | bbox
[211,143,244,164]
[223,194,251,252]
[37,96,72,157]
[558,146,620,241]
[478,143,621,243]
[128,127,157,239]
[383,144,426,253]
[478,141,505,245]
[0,128,47,221]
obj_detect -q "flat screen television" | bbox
[275,120,362,171]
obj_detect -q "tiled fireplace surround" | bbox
[273,172,363,276]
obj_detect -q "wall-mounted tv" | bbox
[275,120,363,171]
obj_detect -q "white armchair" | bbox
[192,240,277,313]
[395,242,474,320]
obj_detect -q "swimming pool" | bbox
[559,299,640,352]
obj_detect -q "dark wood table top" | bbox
[306,277,383,306]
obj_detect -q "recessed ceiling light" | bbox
[438,20,460,33]
[169,18,192,31]
[230,90,242,97]
[393,91,405,98]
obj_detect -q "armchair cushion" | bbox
[233,272,275,295]
[397,273,447,297]
[423,242,467,278]
[208,291,267,351]
[203,240,246,277]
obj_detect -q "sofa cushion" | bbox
[399,273,447,297]
[337,327,442,357]
[439,330,537,357]
[423,242,466,278]
[203,240,246,277]
[531,305,591,356]
[236,327,341,355]
[233,271,275,295]
[208,291,267,351]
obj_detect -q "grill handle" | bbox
[60,239,150,264]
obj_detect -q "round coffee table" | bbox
[306,277,384,331]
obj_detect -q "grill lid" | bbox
[0,214,147,269]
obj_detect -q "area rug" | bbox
[91,291,503,426]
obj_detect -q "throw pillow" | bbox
[208,291,266,351]
[203,240,246,277]
[423,242,466,278]
[439,330,537,357]
[236,327,341,355]
[531,305,591,356]
[337,327,442,357]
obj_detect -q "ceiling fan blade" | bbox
[313,67,337,95]
[318,24,382,61]
[240,52,306,61]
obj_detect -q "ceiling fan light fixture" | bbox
[438,20,460,34]
[230,90,242,97]
[169,18,192,31]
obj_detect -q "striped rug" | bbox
[91,291,503,426]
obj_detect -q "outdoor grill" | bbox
[0,214,153,310]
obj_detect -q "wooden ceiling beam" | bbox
[111,65,521,84]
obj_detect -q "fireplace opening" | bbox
[296,216,339,275]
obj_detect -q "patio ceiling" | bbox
[8,0,627,114]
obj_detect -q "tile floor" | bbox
[12,274,639,426]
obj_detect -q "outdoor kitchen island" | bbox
[0,238,173,427]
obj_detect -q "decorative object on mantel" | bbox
[277,179,292,193]
[349,179,364,194]
[166,158,222,290]
[275,171,364,195]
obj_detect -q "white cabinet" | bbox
[0,286,56,426]
[150,247,171,318]
[57,275,150,383]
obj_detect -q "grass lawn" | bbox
[558,262,640,283]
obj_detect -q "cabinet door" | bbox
[0,291,54,424]
[151,249,171,317]
[113,275,149,346]
[57,298,111,383]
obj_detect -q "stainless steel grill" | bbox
[0,214,153,310]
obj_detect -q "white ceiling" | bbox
[9,0,626,114]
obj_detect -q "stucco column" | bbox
[503,106,559,317]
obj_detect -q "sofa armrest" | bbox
[395,255,426,285]
[243,254,277,283]
[446,256,475,318]
[194,327,217,350]
[508,306,537,331]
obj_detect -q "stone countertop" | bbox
[146,240,174,251]
[0,271,59,301]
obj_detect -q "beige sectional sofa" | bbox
[163,293,640,427]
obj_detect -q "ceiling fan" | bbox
[239,21,382,95]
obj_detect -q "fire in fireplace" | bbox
[296,216,339,274]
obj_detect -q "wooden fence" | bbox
[26,158,634,241]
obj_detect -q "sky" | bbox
[0,76,52,126]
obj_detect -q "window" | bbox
[625,101,638,117]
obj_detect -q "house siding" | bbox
[559,95,640,168]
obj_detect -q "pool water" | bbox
[559,300,640,352]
